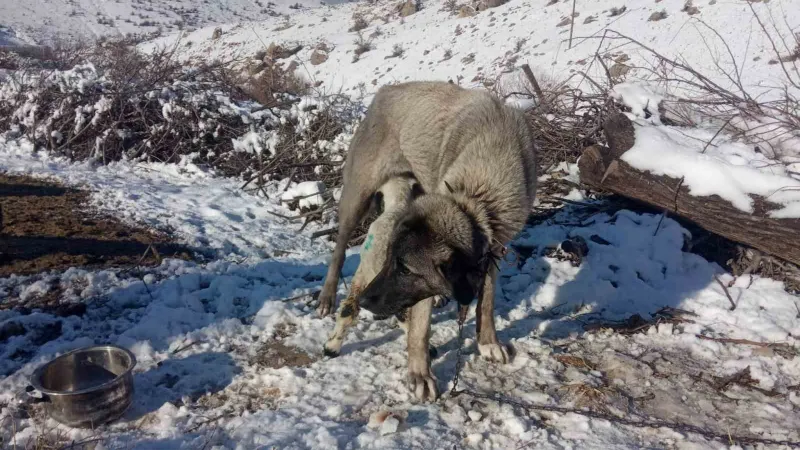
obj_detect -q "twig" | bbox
[652,209,668,237]
[310,227,337,239]
[713,275,737,310]
[696,334,791,348]
[568,0,577,50]
[281,290,320,303]
[521,64,549,111]
[541,196,602,209]
[185,413,232,433]
[172,340,200,354]
[700,117,733,154]
[712,366,752,391]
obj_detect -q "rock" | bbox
[468,410,483,422]
[380,416,400,435]
[368,410,392,429]
[477,0,505,10]
[212,27,223,40]
[310,50,328,65]
[458,5,476,17]
[266,43,304,60]
[254,50,267,61]
[561,236,589,260]
[398,0,417,17]
[648,10,668,21]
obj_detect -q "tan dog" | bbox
[317,81,537,401]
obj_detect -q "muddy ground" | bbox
[0,173,191,292]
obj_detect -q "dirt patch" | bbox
[0,173,192,277]
[251,323,316,369]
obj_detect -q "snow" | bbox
[622,120,800,218]
[281,181,327,209]
[2,138,800,448]
[2,0,800,447]
[139,0,800,105]
[610,83,665,123]
[0,0,351,45]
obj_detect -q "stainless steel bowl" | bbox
[29,345,136,428]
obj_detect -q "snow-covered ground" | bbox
[2,0,800,448]
[2,133,800,449]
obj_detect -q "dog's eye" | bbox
[396,258,411,275]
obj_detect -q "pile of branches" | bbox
[502,12,800,288]
[0,39,361,196]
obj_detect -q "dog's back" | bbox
[345,81,537,244]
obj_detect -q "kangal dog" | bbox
[318,81,537,401]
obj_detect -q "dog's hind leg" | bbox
[323,286,362,357]
[406,296,438,402]
[476,264,510,363]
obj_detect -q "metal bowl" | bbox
[29,345,136,428]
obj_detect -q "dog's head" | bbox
[357,194,490,318]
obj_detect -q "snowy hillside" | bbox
[0,0,346,45]
[146,0,800,102]
[1,0,800,448]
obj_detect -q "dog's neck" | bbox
[442,187,497,257]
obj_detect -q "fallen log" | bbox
[578,114,800,267]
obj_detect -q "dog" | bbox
[317,81,537,401]
[322,174,428,358]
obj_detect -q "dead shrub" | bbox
[442,0,458,13]
[352,33,373,62]
[608,6,626,17]
[390,44,404,58]
[349,13,369,32]
[239,60,309,108]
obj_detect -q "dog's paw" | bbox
[478,342,510,364]
[322,345,340,358]
[407,371,439,402]
[316,295,334,317]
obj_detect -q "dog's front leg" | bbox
[476,264,510,363]
[406,296,438,402]
[323,287,361,357]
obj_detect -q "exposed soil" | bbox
[252,323,316,369]
[0,173,192,278]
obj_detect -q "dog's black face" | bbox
[358,212,486,318]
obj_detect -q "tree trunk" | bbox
[579,144,800,267]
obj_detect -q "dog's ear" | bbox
[410,182,425,200]
[444,251,484,306]
[373,191,384,215]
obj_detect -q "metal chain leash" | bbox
[449,305,468,396]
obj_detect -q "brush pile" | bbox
[0,40,363,199]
